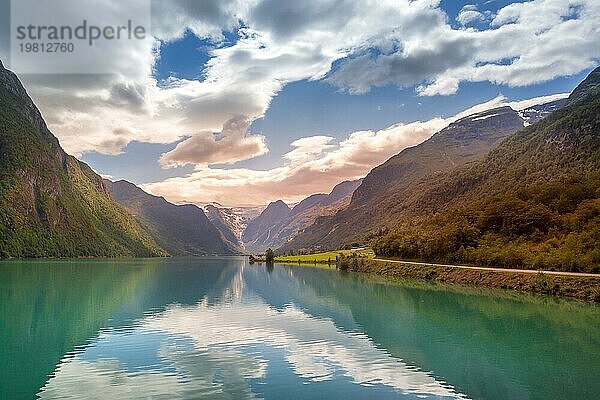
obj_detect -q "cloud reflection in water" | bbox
[38,268,466,400]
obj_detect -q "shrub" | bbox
[265,248,275,263]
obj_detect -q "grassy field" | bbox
[275,249,375,263]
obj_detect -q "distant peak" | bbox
[465,106,515,121]
[568,66,600,102]
[107,179,150,198]
[253,200,291,220]
[328,179,363,199]
[268,199,290,210]
[112,179,139,188]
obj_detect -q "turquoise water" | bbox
[0,257,598,399]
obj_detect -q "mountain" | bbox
[287,67,600,272]
[368,67,600,271]
[281,106,526,252]
[269,180,362,248]
[519,98,568,125]
[290,180,362,216]
[569,66,600,102]
[240,180,362,253]
[204,203,266,253]
[204,204,245,252]
[208,181,362,254]
[0,61,165,257]
[327,179,364,202]
[242,200,291,252]
[105,180,237,255]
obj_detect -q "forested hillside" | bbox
[0,61,165,257]
[372,68,600,272]
[283,68,600,272]
[281,106,526,252]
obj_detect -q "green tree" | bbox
[265,248,275,263]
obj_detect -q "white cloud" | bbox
[506,92,569,110]
[283,136,336,164]
[417,76,460,96]
[0,0,596,197]
[142,118,445,207]
[141,93,561,207]
[160,115,268,167]
[456,4,493,26]
[39,266,466,400]
[330,0,600,96]
[9,0,594,155]
[150,0,246,41]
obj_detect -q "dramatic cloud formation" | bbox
[0,0,596,206]
[141,93,568,207]
[1,0,597,158]
[283,136,336,164]
[142,121,442,207]
[331,0,600,96]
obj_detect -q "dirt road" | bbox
[373,259,599,278]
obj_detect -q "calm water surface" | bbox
[1,257,598,399]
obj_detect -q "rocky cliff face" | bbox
[519,98,568,125]
[204,204,245,252]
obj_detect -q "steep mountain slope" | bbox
[106,180,237,255]
[204,204,244,252]
[569,67,600,101]
[369,67,600,271]
[266,180,363,251]
[240,180,362,253]
[242,200,291,252]
[352,106,524,207]
[281,106,526,252]
[204,204,264,248]
[0,61,165,258]
[290,180,362,216]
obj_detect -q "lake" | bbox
[1,257,598,399]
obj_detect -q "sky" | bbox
[0,0,598,207]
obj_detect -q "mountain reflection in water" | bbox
[1,258,598,400]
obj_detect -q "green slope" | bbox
[372,67,600,271]
[282,67,600,272]
[0,61,166,257]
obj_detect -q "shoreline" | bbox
[342,259,600,302]
[372,258,600,277]
[256,257,600,302]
